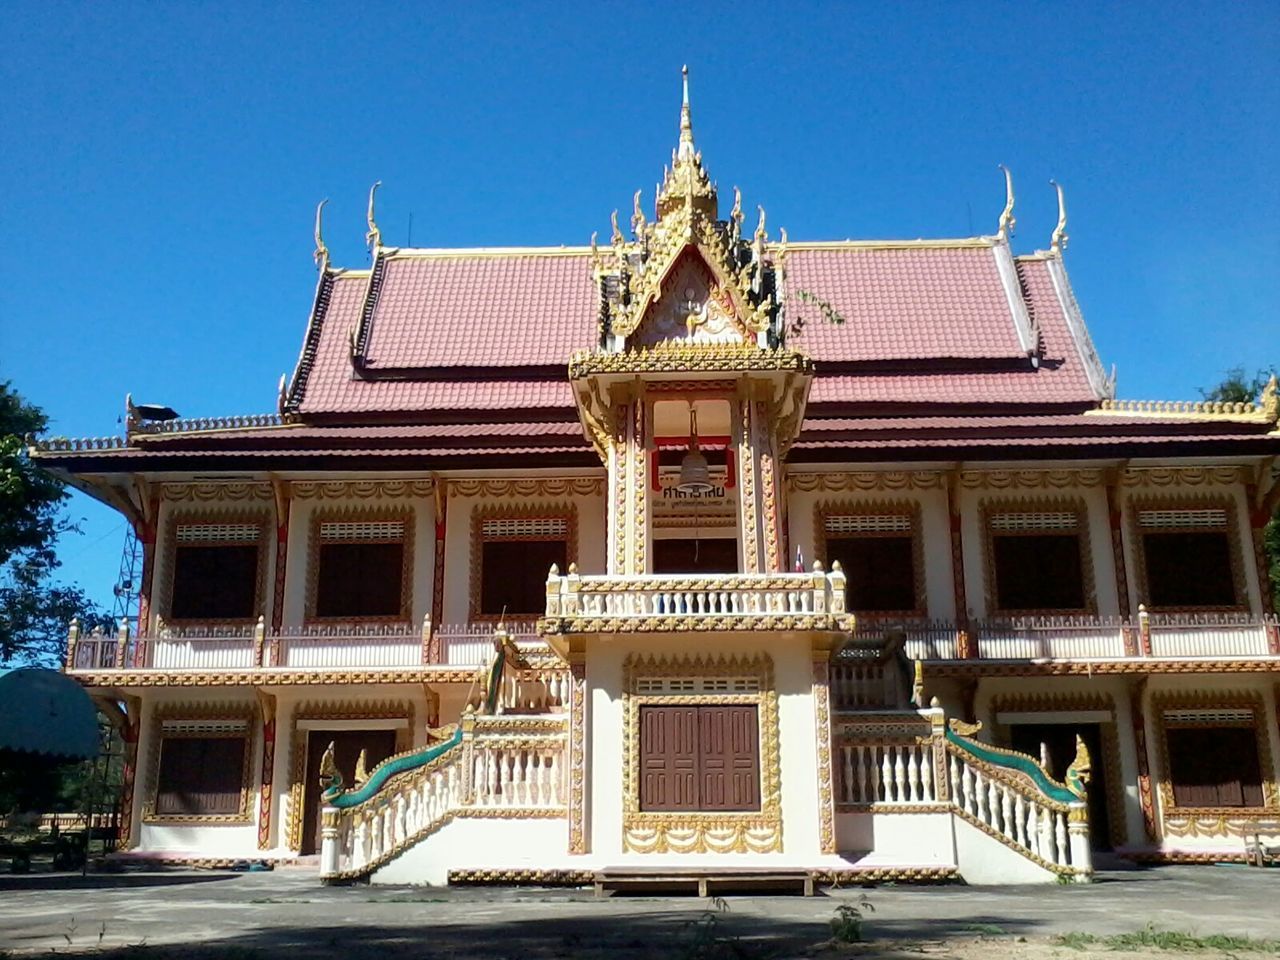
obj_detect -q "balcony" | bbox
[859,611,1280,663]
[540,564,856,634]
[64,620,551,677]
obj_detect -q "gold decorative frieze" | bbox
[1120,467,1248,488]
[959,470,1105,490]
[621,653,782,854]
[292,480,435,501]
[569,343,813,379]
[449,478,604,499]
[788,472,945,493]
[161,482,273,502]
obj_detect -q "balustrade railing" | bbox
[945,731,1088,878]
[544,564,850,625]
[975,617,1129,660]
[837,741,937,805]
[1147,613,1274,658]
[321,716,567,881]
[829,659,902,710]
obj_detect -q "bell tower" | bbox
[571,68,812,578]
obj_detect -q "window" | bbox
[154,732,248,816]
[639,704,760,812]
[473,511,573,618]
[312,517,410,620]
[168,522,263,621]
[1165,721,1264,808]
[822,512,919,613]
[986,507,1089,613]
[1137,506,1239,609]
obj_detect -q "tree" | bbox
[0,382,110,665]
[1199,366,1277,405]
[1201,367,1280,612]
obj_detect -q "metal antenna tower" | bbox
[111,525,143,632]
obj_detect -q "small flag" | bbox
[794,545,805,572]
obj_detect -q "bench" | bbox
[593,866,815,898]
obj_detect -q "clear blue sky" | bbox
[2,2,1277,610]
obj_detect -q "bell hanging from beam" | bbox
[677,406,713,494]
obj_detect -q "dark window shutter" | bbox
[156,736,247,815]
[316,541,404,618]
[1143,532,1236,608]
[1167,725,1264,808]
[993,534,1086,611]
[481,539,567,615]
[171,545,259,620]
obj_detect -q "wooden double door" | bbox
[640,704,760,812]
[300,729,398,854]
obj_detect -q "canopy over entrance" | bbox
[0,668,100,760]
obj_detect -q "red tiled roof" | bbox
[361,253,599,370]
[784,245,1023,361]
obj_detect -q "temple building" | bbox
[32,70,1280,887]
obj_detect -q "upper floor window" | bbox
[472,508,575,619]
[310,513,412,621]
[1134,502,1242,610]
[818,505,922,615]
[983,501,1093,615]
[167,518,266,622]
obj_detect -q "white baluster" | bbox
[879,747,893,803]
[1000,787,1013,839]
[987,780,1000,831]
[893,747,907,804]
[906,747,920,802]
[1055,811,1068,866]
[919,745,934,801]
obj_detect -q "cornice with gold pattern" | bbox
[1163,813,1280,838]
[292,480,434,501]
[810,866,958,883]
[66,666,560,687]
[622,652,781,855]
[924,659,1280,677]
[1120,466,1249,488]
[448,478,604,499]
[787,472,945,493]
[161,482,273,503]
[540,613,854,635]
[569,344,812,380]
[959,470,1105,490]
[447,869,594,885]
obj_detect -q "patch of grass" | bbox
[1055,924,1280,953]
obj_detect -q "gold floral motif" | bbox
[1163,814,1280,838]
[142,702,258,825]
[958,470,1105,490]
[160,482,273,502]
[788,472,946,493]
[292,480,436,501]
[448,478,604,499]
[612,403,629,575]
[812,659,836,854]
[568,344,812,379]
[738,399,760,573]
[568,662,587,854]
[633,401,647,574]
[448,869,594,885]
[1119,467,1247,488]
[621,653,782,855]
[541,614,855,635]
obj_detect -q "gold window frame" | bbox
[1151,691,1278,827]
[305,506,415,624]
[980,497,1097,617]
[621,653,781,854]
[813,499,926,617]
[142,703,258,825]
[159,509,270,627]
[1128,495,1248,613]
[469,502,578,622]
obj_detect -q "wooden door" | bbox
[639,704,759,813]
[301,729,398,854]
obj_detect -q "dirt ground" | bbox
[2,864,1278,959]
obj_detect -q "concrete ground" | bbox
[1,863,1279,958]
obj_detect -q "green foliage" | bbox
[1198,366,1276,405]
[0,381,110,665]
[1056,923,1280,953]
[787,289,847,340]
[829,895,874,943]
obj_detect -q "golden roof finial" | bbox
[997,165,1016,240]
[610,209,624,246]
[631,189,647,236]
[678,64,695,160]
[754,204,767,241]
[366,180,382,250]
[1050,179,1069,255]
[1261,373,1279,423]
[313,198,330,269]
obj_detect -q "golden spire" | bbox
[366,180,382,250]
[655,66,716,219]
[631,189,647,236]
[997,165,1015,240]
[677,64,695,161]
[313,198,329,270]
[1050,179,1068,255]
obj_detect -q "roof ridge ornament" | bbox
[1050,179,1068,255]
[678,64,695,161]
[655,66,717,219]
[997,165,1015,241]
[366,180,383,251]
[313,198,330,270]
